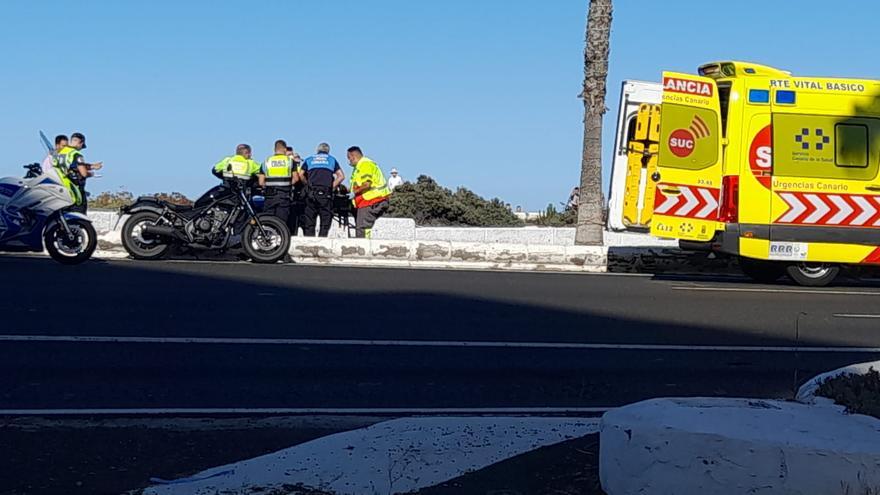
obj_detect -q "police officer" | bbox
[258,140,297,224]
[287,147,306,236]
[301,143,345,237]
[59,132,103,213]
[212,143,261,182]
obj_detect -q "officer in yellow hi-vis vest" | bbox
[258,139,298,225]
[58,132,103,213]
[212,144,261,182]
[347,146,391,238]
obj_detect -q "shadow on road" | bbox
[1,255,878,494]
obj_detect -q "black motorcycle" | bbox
[119,179,290,263]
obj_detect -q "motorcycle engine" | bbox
[188,207,230,242]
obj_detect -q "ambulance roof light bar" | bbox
[698,61,792,79]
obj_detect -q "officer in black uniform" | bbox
[287,146,305,236]
[258,140,297,224]
[300,142,345,237]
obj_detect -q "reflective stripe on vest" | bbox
[222,156,258,180]
[263,154,293,187]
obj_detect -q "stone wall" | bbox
[87,210,675,248]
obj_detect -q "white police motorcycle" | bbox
[0,162,97,264]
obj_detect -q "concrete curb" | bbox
[600,364,880,495]
[289,238,608,272]
[94,233,610,272]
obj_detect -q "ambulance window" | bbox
[626,115,638,145]
[619,114,638,155]
[718,83,731,137]
[836,124,869,168]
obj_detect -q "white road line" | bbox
[2,334,880,353]
[834,314,880,319]
[0,407,611,416]
[672,286,880,296]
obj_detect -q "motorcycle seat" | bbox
[163,202,193,212]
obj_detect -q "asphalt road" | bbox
[2,255,880,412]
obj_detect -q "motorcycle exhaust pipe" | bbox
[141,225,185,241]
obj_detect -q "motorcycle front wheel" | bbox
[44,218,97,265]
[242,215,290,263]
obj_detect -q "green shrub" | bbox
[387,175,522,227]
[90,190,193,209]
[530,204,577,227]
[816,367,880,419]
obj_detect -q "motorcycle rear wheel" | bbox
[122,211,171,260]
[242,215,290,263]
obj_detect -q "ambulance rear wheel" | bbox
[739,258,785,284]
[786,262,840,287]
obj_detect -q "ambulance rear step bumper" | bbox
[679,225,740,255]
[679,240,714,252]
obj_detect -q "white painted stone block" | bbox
[370,240,411,260]
[290,238,334,258]
[144,417,598,495]
[484,243,530,263]
[600,397,880,495]
[484,228,554,245]
[449,242,488,262]
[415,227,488,243]
[564,245,608,268]
[87,210,120,233]
[371,217,416,240]
[526,245,569,264]
[330,238,372,258]
[413,241,452,261]
[551,228,576,246]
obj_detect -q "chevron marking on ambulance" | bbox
[653,183,720,221]
[851,196,876,226]
[778,193,808,223]
[775,191,880,227]
[697,188,719,219]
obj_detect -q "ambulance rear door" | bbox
[650,72,724,242]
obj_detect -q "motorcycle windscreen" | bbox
[650,72,723,242]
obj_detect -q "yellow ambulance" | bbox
[640,61,880,286]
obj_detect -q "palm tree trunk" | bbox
[575,0,612,245]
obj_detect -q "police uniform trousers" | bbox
[303,185,334,237]
[70,181,88,214]
[289,185,306,236]
[263,186,291,224]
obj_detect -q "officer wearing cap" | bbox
[257,140,298,225]
[58,132,103,213]
[300,142,345,237]
[212,144,261,182]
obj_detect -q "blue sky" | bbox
[2,0,878,210]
